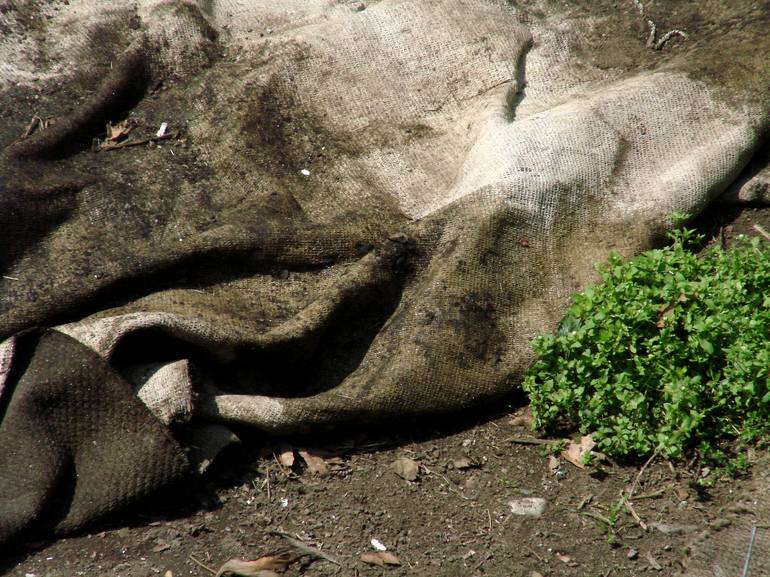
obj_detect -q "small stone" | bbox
[709,518,731,530]
[391,458,420,481]
[649,522,697,535]
[508,497,547,517]
[627,548,638,560]
[300,168,311,176]
[453,456,476,470]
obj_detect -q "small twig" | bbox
[486,509,492,532]
[581,511,613,526]
[2,276,19,281]
[20,115,41,139]
[752,223,770,242]
[471,551,494,572]
[577,494,594,510]
[627,449,658,497]
[525,545,545,563]
[421,465,473,500]
[270,531,341,565]
[272,453,295,478]
[631,487,666,500]
[99,131,177,151]
[621,492,648,531]
[190,554,217,575]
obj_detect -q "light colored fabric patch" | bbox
[0,337,15,403]
[131,360,195,426]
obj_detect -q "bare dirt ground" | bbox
[2,206,769,577]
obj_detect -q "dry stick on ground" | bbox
[190,554,217,575]
[621,492,648,531]
[20,115,41,139]
[99,131,177,151]
[627,449,658,497]
[508,436,568,446]
[631,487,667,500]
[421,465,472,501]
[581,511,614,527]
[752,223,770,242]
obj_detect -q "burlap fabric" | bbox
[0,0,768,546]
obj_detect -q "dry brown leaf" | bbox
[106,120,131,142]
[547,455,560,473]
[360,552,402,567]
[561,435,596,469]
[674,485,690,500]
[325,456,347,467]
[298,449,328,475]
[391,457,419,481]
[215,553,292,577]
[277,445,295,468]
[556,552,578,566]
[509,407,533,428]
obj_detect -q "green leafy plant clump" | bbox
[523,225,770,465]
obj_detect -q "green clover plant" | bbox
[523,224,770,467]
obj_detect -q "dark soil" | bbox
[1,210,768,577]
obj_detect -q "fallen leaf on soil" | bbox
[674,486,690,500]
[645,551,663,570]
[215,554,293,577]
[391,457,419,481]
[298,449,328,475]
[508,407,533,428]
[106,120,131,142]
[547,455,560,473]
[561,435,596,468]
[530,572,545,577]
[556,552,578,566]
[277,445,295,468]
[164,571,173,577]
[152,539,172,553]
[360,552,402,567]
